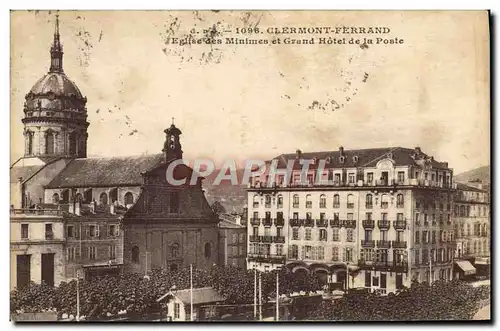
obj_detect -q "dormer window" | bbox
[339,156,345,164]
[326,156,331,164]
[312,157,317,164]
[387,152,393,159]
[27,112,32,117]
[353,155,359,163]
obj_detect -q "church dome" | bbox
[29,72,84,99]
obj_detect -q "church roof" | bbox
[10,165,45,184]
[29,72,84,99]
[45,154,164,189]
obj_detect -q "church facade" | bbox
[10,16,219,289]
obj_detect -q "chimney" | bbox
[75,200,81,216]
[90,199,96,214]
[235,215,241,226]
[68,197,74,214]
[296,149,302,159]
[110,203,115,215]
[339,146,344,156]
[414,147,421,154]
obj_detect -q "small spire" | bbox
[172,117,175,125]
[49,13,63,73]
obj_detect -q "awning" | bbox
[456,260,476,275]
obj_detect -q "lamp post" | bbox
[275,267,281,321]
[253,266,257,319]
[76,269,82,322]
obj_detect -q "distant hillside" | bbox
[202,168,247,214]
[454,165,490,184]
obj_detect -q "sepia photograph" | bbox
[8,9,491,323]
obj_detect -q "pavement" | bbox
[473,304,490,320]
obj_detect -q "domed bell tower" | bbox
[22,14,89,159]
[162,119,183,163]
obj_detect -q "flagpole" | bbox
[253,267,257,319]
[190,264,194,321]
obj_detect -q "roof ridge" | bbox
[359,147,400,168]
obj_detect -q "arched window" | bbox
[170,243,180,258]
[277,195,283,208]
[265,195,271,208]
[396,194,404,208]
[366,194,373,208]
[347,194,354,209]
[52,193,60,204]
[45,131,55,155]
[69,132,77,156]
[319,194,326,208]
[27,132,33,155]
[381,194,389,209]
[253,195,259,208]
[460,206,465,217]
[293,194,299,208]
[466,206,471,217]
[319,229,327,241]
[124,192,134,205]
[99,192,108,205]
[333,194,340,208]
[204,243,212,259]
[131,246,140,263]
[305,195,312,208]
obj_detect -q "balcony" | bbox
[303,219,314,227]
[261,235,273,243]
[392,240,407,249]
[262,218,272,227]
[273,236,285,244]
[377,220,390,229]
[358,259,408,273]
[250,218,260,226]
[377,240,391,248]
[247,254,286,264]
[361,240,375,248]
[274,218,284,227]
[362,219,375,229]
[330,219,341,228]
[11,209,64,216]
[249,235,259,242]
[393,220,407,230]
[343,220,357,228]
[316,219,329,228]
[290,219,301,227]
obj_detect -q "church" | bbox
[10,16,219,288]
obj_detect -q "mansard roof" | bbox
[271,147,450,170]
[45,154,164,189]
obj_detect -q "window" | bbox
[231,246,238,256]
[277,227,282,237]
[361,248,374,261]
[52,193,60,204]
[277,195,283,208]
[396,194,404,208]
[174,303,180,319]
[108,225,116,237]
[415,231,420,244]
[66,247,77,261]
[88,247,96,260]
[364,230,372,241]
[292,228,299,240]
[232,234,238,244]
[293,212,299,220]
[253,227,258,237]
[27,131,33,154]
[253,211,259,220]
[87,225,98,238]
[305,195,312,208]
[66,225,74,238]
[381,194,389,209]
[204,243,211,259]
[334,173,341,184]
[289,245,299,259]
[332,247,339,261]
[320,213,326,221]
[333,213,339,221]
[432,231,436,244]
[415,213,420,225]
[397,171,405,183]
[253,195,259,208]
[305,228,312,241]
[124,192,134,205]
[396,213,404,221]
[319,229,327,241]
[332,228,340,242]
[346,229,354,242]
[333,194,340,208]
[366,212,373,220]
[381,213,388,221]
[415,249,420,265]
[396,231,404,242]
[343,247,353,262]
[318,246,325,260]
[99,192,108,205]
[265,195,271,208]
[45,224,53,240]
[304,246,312,259]
[422,231,428,244]
[293,195,299,208]
[366,194,373,208]
[109,245,116,259]
[306,212,312,221]
[264,227,270,236]
[365,271,371,287]
[367,172,374,184]
[171,243,180,258]
[439,214,444,225]
[347,194,354,208]
[21,224,29,239]
[380,230,388,241]
[348,173,355,183]
[170,192,179,213]
[319,195,326,208]
[132,246,140,263]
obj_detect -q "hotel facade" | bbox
[246,146,457,294]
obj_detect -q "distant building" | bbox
[157,287,225,321]
[247,146,456,293]
[218,214,247,269]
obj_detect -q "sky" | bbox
[10,10,490,174]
